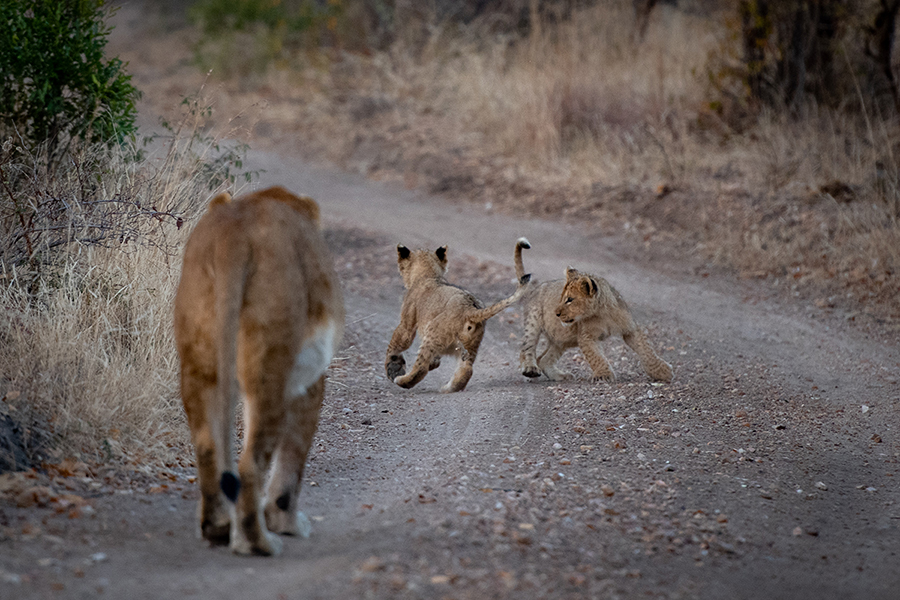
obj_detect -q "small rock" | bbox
[815,482,827,491]
[359,556,385,572]
[0,569,21,585]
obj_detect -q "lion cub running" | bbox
[174,186,344,556]
[385,240,532,393]
[515,242,672,383]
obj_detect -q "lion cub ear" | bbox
[435,246,448,263]
[582,277,599,297]
[397,244,411,260]
[565,266,579,280]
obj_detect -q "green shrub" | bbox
[189,0,344,75]
[0,0,140,167]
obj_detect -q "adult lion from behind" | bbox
[515,245,672,384]
[174,186,344,556]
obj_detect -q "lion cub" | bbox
[515,246,672,383]
[385,240,532,393]
[174,186,344,556]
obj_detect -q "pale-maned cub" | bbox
[385,240,532,393]
[173,186,344,556]
[514,243,672,383]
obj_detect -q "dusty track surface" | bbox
[3,149,899,600]
[2,5,900,600]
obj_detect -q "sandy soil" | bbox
[1,3,899,599]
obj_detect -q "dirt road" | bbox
[2,1,900,596]
[2,145,898,599]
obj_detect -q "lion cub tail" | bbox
[514,237,531,283]
[467,238,532,325]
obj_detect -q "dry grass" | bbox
[1,243,186,464]
[262,1,899,320]
[0,97,252,466]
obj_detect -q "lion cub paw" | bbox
[543,369,573,382]
[590,372,617,384]
[385,355,406,380]
[521,365,542,378]
[649,362,674,383]
[394,374,416,389]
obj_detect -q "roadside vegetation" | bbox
[0,1,252,468]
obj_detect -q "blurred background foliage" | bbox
[0,0,141,169]
[188,0,900,121]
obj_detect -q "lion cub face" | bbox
[396,245,448,287]
[555,268,600,325]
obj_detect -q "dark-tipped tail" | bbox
[467,238,533,324]
[514,237,531,283]
[220,471,241,502]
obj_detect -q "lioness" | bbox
[385,240,532,393]
[173,186,344,556]
[515,246,672,383]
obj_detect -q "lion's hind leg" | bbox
[264,376,323,539]
[232,407,283,556]
[393,335,442,389]
[385,319,416,381]
[230,353,291,556]
[519,309,543,379]
[623,329,673,382]
[180,362,232,546]
[441,327,484,393]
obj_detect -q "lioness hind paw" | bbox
[231,529,283,556]
[201,520,231,546]
[294,511,312,539]
[266,506,312,538]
